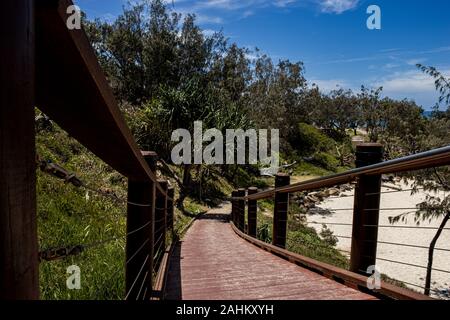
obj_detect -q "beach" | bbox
[307,181,450,299]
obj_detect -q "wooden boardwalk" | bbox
[164,203,376,300]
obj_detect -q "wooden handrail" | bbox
[35,0,168,197]
[245,145,450,201]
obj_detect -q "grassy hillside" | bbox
[36,120,207,300]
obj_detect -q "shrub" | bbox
[257,223,272,243]
[290,123,334,156]
[312,152,339,171]
[320,225,338,246]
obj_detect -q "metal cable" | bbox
[391,279,444,296]
[93,237,151,298]
[153,233,164,248]
[37,155,160,208]
[154,225,166,237]
[39,219,153,261]
[136,271,149,301]
[307,221,353,226]
[127,221,152,237]
[124,254,149,300]
[364,255,450,275]
[363,224,450,230]
[126,238,151,265]
[365,188,425,196]
[364,239,450,252]
[334,235,352,239]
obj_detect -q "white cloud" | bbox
[196,0,268,10]
[195,13,224,24]
[406,58,427,66]
[374,70,442,94]
[202,28,218,36]
[242,10,254,18]
[274,0,297,8]
[372,69,450,107]
[318,0,359,14]
[383,63,400,69]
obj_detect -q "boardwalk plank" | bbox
[165,203,376,300]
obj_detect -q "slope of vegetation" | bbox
[36,119,208,300]
[256,199,349,268]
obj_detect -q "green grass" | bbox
[37,126,128,300]
[292,161,334,176]
[36,124,208,300]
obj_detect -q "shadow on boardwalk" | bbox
[164,202,376,300]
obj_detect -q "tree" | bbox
[357,86,383,142]
[389,66,450,296]
[247,54,307,153]
[312,88,358,137]
[84,0,254,208]
[378,98,427,159]
[418,65,450,107]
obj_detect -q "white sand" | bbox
[307,181,450,298]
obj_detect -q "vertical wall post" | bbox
[154,180,168,267]
[237,189,246,232]
[247,187,258,237]
[350,143,383,275]
[125,151,156,300]
[272,173,290,249]
[0,0,39,300]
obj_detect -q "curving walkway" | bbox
[164,203,376,300]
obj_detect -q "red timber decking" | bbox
[164,203,377,300]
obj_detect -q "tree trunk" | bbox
[176,164,192,209]
[424,210,450,296]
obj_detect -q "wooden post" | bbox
[237,189,246,232]
[0,0,39,300]
[125,151,156,300]
[154,180,168,267]
[247,187,258,237]
[273,173,290,249]
[350,143,383,275]
[167,187,175,235]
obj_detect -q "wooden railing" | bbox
[231,144,450,300]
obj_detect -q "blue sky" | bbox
[75,0,450,110]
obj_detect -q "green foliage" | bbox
[293,161,333,176]
[417,64,450,106]
[286,224,349,269]
[312,152,339,172]
[312,88,359,135]
[256,203,348,268]
[257,223,272,243]
[291,123,334,156]
[246,54,308,152]
[36,121,208,300]
[319,225,338,247]
[37,124,127,300]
